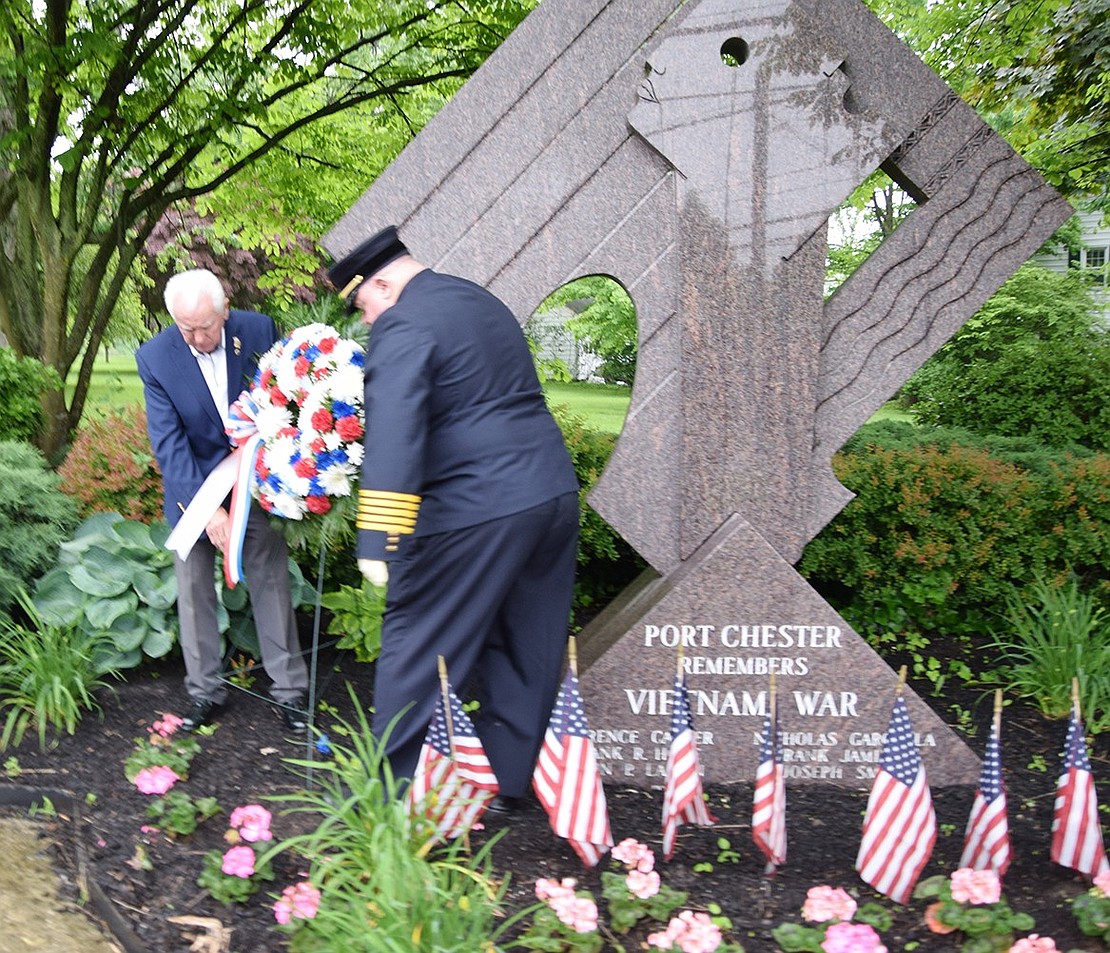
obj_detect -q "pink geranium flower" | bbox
[221,845,256,878]
[150,712,183,737]
[1094,871,1110,897]
[950,867,1002,905]
[229,804,273,842]
[627,868,661,899]
[802,885,858,923]
[821,921,888,953]
[133,765,179,795]
[274,881,321,925]
[612,837,656,872]
[1008,936,1059,953]
[647,910,723,952]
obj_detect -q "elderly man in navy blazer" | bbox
[136,269,308,732]
[329,226,580,815]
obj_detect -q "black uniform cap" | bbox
[328,225,410,308]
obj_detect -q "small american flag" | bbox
[752,707,786,868]
[1051,706,1109,878]
[409,685,498,840]
[959,719,1011,876]
[855,695,936,904]
[662,674,716,860]
[532,670,613,867]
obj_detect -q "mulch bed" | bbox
[2,639,1107,952]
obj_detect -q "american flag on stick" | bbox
[855,668,936,904]
[661,657,716,860]
[1051,680,1109,878]
[532,638,613,867]
[752,675,786,871]
[959,689,1011,876]
[409,657,499,840]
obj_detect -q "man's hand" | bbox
[206,507,231,550]
[359,559,389,588]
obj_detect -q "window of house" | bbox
[1083,246,1108,285]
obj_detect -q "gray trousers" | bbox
[173,503,308,704]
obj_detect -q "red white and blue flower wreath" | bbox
[222,323,365,584]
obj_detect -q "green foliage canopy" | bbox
[0,0,535,457]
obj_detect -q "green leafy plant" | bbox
[146,789,221,838]
[0,589,117,750]
[33,511,313,672]
[258,689,513,951]
[320,579,385,663]
[772,884,891,952]
[1071,872,1110,945]
[798,421,1110,650]
[916,868,1034,951]
[512,839,746,951]
[0,440,79,624]
[198,804,277,904]
[985,576,1110,732]
[0,349,62,443]
[124,712,201,782]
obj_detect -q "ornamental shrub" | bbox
[0,348,62,443]
[0,440,79,624]
[57,405,163,522]
[799,421,1110,646]
[550,403,646,624]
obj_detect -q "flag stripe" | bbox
[532,671,613,867]
[959,721,1011,876]
[855,696,936,905]
[1051,708,1109,878]
[663,674,716,859]
[410,684,498,840]
[752,708,786,867]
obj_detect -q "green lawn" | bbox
[71,348,145,416]
[73,354,909,434]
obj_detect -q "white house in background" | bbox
[525,299,604,381]
[1035,207,1110,321]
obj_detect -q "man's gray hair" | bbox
[164,269,227,319]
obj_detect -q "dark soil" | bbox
[2,636,1107,953]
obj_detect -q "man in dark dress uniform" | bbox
[329,226,579,812]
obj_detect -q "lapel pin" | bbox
[232,336,241,355]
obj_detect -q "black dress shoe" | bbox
[486,794,523,816]
[271,694,310,731]
[181,698,223,732]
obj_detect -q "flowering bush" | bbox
[228,323,365,521]
[916,868,1034,951]
[124,712,200,784]
[144,788,221,837]
[772,884,892,952]
[514,840,745,952]
[197,803,276,904]
[1070,869,1110,944]
[273,880,322,926]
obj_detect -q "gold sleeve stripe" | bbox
[357,489,421,534]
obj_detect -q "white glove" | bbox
[359,558,389,588]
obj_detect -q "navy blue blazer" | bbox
[356,269,579,560]
[136,309,279,527]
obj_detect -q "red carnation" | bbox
[294,355,311,377]
[255,458,270,480]
[318,337,337,354]
[270,386,289,407]
[311,408,334,433]
[306,495,332,515]
[293,458,318,478]
[278,426,298,438]
[335,415,364,441]
[310,437,327,453]
[260,369,274,388]
[259,495,274,512]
